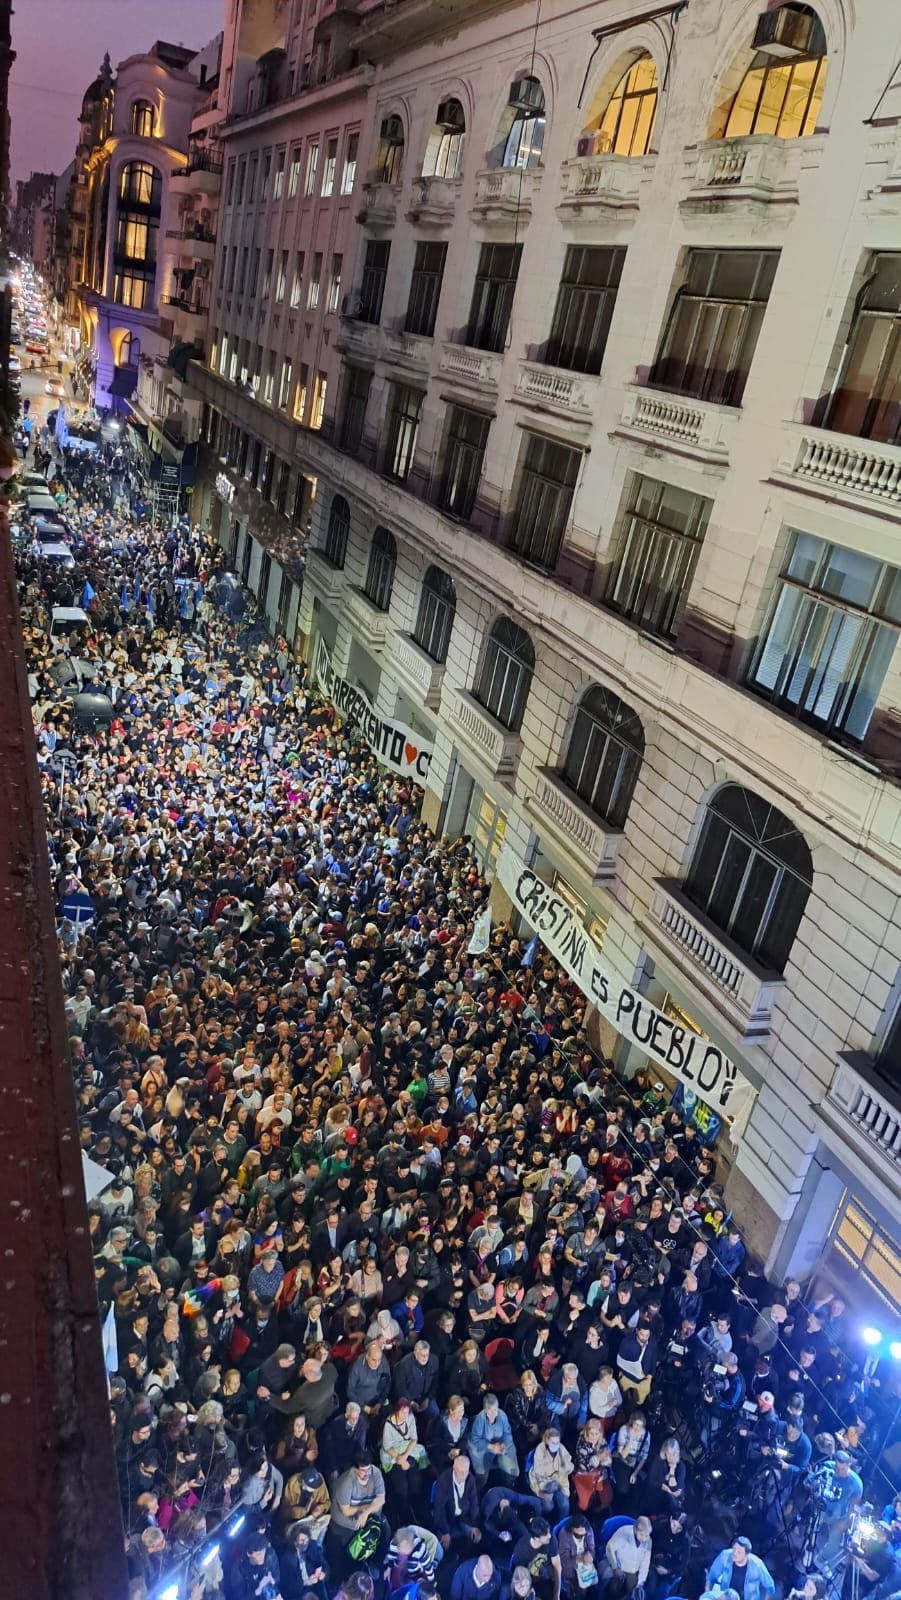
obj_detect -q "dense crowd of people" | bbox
[14,445,901,1600]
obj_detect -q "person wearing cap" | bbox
[706,1537,776,1600]
[230,1526,282,1600]
[279,1462,331,1542]
[812,1449,864,1570]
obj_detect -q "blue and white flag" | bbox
[101,1302,118,1377]
[522,932,538,968]
[81,579,95,607]
[119,583,131,612]
[468,904,492,956]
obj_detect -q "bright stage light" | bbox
[862,1327,882,1346]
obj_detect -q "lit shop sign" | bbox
[215,472,236,503]
[313,636,433,782]
[496,847,756,1122]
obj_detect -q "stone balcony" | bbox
[512,361,594,424]
[815,1053,901,1206]
[645,880,785,1041]
[166,230,216,262]
[681,134,822,217]
[306,547,346,605]
[356,181,399,231]
[335,316,379,364]
[616,386,737,468]
[380,328,433,377]
[390,631,445,710]
[525,769,621,884]
[772,426,901,518]
[558,152,654,219]
[407,174,462,228]
[471,165,542,225]
[448,688,522,785]
[439,341,502,396]
[345,586,389,650]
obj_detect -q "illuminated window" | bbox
[130,99,155,138]
[279,357,293,409]
[584,56,658,158]
[293,365,309,422]
[725,9,826,139]
[374,115,404,185]
[501,78,545,170]
[322,137,338,197]
[422,99,466,180]
[310,372,328,431]
[118,161,160,208]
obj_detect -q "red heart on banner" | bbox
[404,743,418,766]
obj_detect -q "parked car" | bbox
[44,378,64,397]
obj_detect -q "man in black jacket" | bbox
[228,1529,281,1600]
[392,1338,440,1421]
[648,1511,690,1600]
[433,1453,482,1552]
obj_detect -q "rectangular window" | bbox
[275,249,288,301]
[227,245,238,291]
[467,242,522,353]
[748,532,901,741]
[340,366,372,453]
[250,247,261,299]
[263,353,275,405]
[236,157,246,204]
[260,152,272,199]
[822,253,901,445]
[509,434,582,570]
[293,364,309,422]
[608,475,711,639]
[251,440,263,488]
[359,239,390,325]
[288,146,301,199]
[237,246,249,296]
[262,448,276,500]
[272,149,286,198]
[341,132,359,195]
[261,248,274,299]
[650,248,780,407]
[228,346,238,383]
[237,430,250,475]
[239,341,250,385]
[322,136,338,197]
[327,253,343,314]
[253,344,263,391]
[384,384,423,482]
[247,153,258,203]
[112,273,149,309]
[438,404,489,521]
[311,372,328,431]
[546,245,626,375]
[308,252,322,310]
[304,143,319,194]
[290,251,304,309]
[218,334,229,376]
[279,356,293,409]
[276,461,291,516]
[225,159,235,206]
[405,241,447,338]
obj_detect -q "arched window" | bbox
[724,5,826,139]
[475,615,535,731]
[374,115,405,186]
[684,784,812,971]
[130,99,156,138]
[364,525,396,611]
[501,77,546,170]
[119,332,141,366]
[422,98,466,180]
[413,565,456,663]
[324,494,349,568]
[118,161,161,209]
[562,686,644,828]
[582,55,658,158]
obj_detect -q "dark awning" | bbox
[109,364,138,398]
[125,414,149,440]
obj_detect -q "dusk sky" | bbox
[10,0,225,187]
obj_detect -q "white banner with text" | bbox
[313,636,433,783]
[497,847,756,1122]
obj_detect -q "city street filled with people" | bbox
[11,390,901,1600]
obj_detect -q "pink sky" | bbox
[10,0,225,187]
